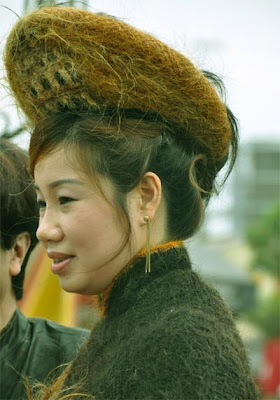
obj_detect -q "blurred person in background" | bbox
[0,138,89,400]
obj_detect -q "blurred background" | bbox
[0,1,279,398]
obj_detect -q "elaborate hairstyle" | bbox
[4,6,237,165]
[0,139,38,300]
[4,6,239,244]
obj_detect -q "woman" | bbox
[4,6,259,399]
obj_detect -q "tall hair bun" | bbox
[4,6,231,161]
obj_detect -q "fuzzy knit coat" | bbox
[64,243,259,399]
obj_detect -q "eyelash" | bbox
[36,197,74,208]
[59,197,74,205]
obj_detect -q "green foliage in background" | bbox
[247,291,280,339]
[247,202,280,279]
[245,202,280,339]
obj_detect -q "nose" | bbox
[36,209,64,244]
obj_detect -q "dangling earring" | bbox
[144,216,151,273]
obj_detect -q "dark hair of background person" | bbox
[0,138,38,300]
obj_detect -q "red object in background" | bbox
[258,338,280,396]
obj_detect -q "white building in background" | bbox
[202,137,280,241]
[188,137,280,315]
[233,138,280,237]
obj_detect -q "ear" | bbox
[138,172,162,222]
[9,232,31,277]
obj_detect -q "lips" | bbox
[53,257,69,264]
[47,251,74,274]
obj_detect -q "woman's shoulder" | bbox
[89,272,258,399]
[108,263,241,358]
[112,272,258,399]
[68,255,259,399]
[140,262,234,322]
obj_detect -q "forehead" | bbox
[34,148,86,183]
[33,147,113,198]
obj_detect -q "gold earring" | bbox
[144,216,151,273]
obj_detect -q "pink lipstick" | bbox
[47,252,74,274]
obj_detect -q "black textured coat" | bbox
[65,244,259,399]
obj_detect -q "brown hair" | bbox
[0,139,38,300]
[29,90,238,243]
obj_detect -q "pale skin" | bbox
[34,148,167,296]
[0,233,30,330]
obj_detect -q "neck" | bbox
[0,294,17,331]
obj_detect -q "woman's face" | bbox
[34,148,144,295]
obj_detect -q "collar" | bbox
[99,241,185,318]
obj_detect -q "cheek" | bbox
[67,204,119,246]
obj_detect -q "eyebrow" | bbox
[34,179,85,191]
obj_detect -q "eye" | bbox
[59,197,74,205]
[37,200,46,209]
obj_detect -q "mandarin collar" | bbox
[99,241,189,318]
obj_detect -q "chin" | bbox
[58,273,108,295]
[59,278,83,295]
[59,281,96,296]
